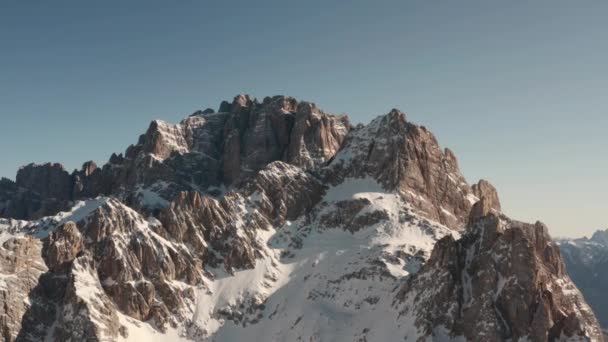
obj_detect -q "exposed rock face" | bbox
[467,195,496,225]
[0,169,72,220]
[51,254,121,342]
[158,191,263,272]
[218,95,350,184]
[156,161,326,272]
[0,95,350,221]
[0,238,47,342]
[16,163,73,201]
[241,161,326,226]
[319,197,390,233]
[558,229,608,329]
[43,222,83,271]
[76,200,202,327]
[472,179,501,212]
[0,163,79,220]
[324,109,480,229]
[119,94,347,204]
[16,199,204,340]
[9,164,327,339]
[0,95,602,341]
[284,101,350,170]
[397,210,603,341]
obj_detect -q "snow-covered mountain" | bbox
[558,230,608,330]
[0,95,603,341]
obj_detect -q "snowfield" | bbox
[187,177,457,341]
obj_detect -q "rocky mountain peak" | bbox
[43,221,84,271]
[140,119,190,160]
[385,108,408,131]
[324,109,481,230]
[80,161,98,177]
[261,95,299,113]
[230,93,255,112]
[467,196,495,225]
[0,95,602,341]
[591,229,608,246]
[472,179,501,212]
[0,95,351,222]
[16,163,72,201]
[398,212,603,341]
[190,108,215,116]
[467,182,502,227]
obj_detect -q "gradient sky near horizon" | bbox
[1,1,607,238]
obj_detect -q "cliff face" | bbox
[0,95,350,220]
[0,95,601,341]
[323,109,492,229]
[397,211,603,341]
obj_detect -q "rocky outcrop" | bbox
[319,198,390,233]
[397,209,603,341]
[118,94,347,202]
[72,161,105,199]
[241,161,326,226]
[14,199,205,339]
[18,250,122,342]
[284,101,350,170]
[467,195,496,225]
[0,95,350,221]
[43,222,83,271]
[218,95,350,184]
[0,238,47,342]
[0,170,72,220]
[0,163,77,219]
[16,163,73,201]
[158,191,263,271]
[9,160,331,339]
[77,200,201,327]
[51,254,121,342]
[472,179,501,212]
[324,109,484,230]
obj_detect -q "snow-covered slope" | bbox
[191,177,456,341]
[0,177,457,341]
[0,198,110,242]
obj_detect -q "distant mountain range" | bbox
[558,230,608,330]
[0,95,603,341]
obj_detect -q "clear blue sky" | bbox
[1,1,607,237]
